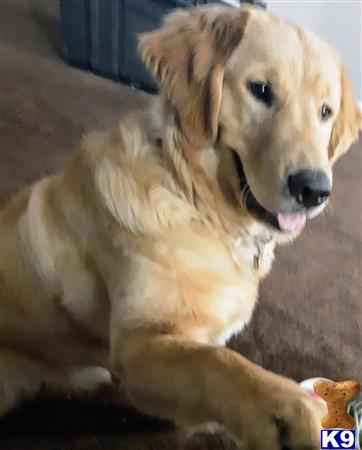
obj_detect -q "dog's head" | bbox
[139,6,361,235]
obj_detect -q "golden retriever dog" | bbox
[0,4,361,449]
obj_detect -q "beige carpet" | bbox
[0,1,361,449]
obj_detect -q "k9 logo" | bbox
[320,430,356,449]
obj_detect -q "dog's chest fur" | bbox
[213,231,275,344]
[86,125,277,347]
[107,224,275,347]
[184,229,274,345]
[230,228,275,279]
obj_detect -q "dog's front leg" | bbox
[111,332,325,450]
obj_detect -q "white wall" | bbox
[267,1,361,102]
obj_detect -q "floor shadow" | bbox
[0,387,171,439]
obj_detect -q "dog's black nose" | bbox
[288,169,331,208]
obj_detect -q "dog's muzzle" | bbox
[232,150,328,234]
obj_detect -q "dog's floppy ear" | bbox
[328,68,362,163]
[139,7,250,147]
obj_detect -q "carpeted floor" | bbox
[0,1,361,449]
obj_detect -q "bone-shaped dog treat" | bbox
[313,379,361,429]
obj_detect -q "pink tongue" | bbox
[277,213,306,233]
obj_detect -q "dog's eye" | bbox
[321,104,332,120]
[247,81,274,107]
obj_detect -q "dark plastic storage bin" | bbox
[60,0,265,93]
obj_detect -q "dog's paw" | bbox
[230,382,326,450]
[269,385,326,450]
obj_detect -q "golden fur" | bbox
[0,5,361,449]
